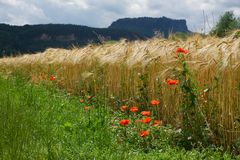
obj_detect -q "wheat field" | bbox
[1,31,240,148]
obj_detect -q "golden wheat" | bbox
[1,31,240,147]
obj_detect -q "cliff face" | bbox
[0,16,191,56]
[109,17,190,37]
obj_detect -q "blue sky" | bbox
[0,0,239,32]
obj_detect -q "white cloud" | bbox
[47,0,90,10]
[0,0,239,32]
[0,0,49,25]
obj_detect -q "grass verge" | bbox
[0,74,236,159]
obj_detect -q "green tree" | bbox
[210,11,239,37]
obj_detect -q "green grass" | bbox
[0,74,236,159]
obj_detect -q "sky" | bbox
[0,0,239,32]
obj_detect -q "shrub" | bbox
[210,11,239,37]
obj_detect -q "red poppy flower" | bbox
[79,99,85,103]
[167,79,179,85]
[119,119,130,126]
[140,111,151,116]
[153,120,162,126]
[49,75,56,81]
[150,100,160,106]
[130,106,138,112]
[176,47,189,54]
[139,130,149,138]
[84,106,91,110]
[120,105,128,112]
[142,117,152,123]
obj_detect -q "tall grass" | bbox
[0,31,240,148]
[0,74,114,159]
[0,74,236,159]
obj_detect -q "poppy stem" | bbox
[124,127,127,138]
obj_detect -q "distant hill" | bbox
[109,17,190,37]
[0,24,143,57]
[0,17,191,57]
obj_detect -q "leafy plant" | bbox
[210,11,240,37]
[174,48,210,149]
[112,104,175,152]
